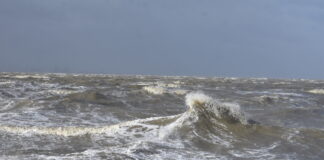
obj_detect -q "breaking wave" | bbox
[142,81,188,95]
[307,89,324,95]
[185,92,248,124]
[0,92,251,137]
[143,86,166,95]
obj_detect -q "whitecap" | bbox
[143,86,166,95]
[48,89,79,95]
[307,89,324,95]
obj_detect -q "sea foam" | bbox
[143,86,166,95]
[307,89,324,95]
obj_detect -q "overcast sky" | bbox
[1,0,324,79]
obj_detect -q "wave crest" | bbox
[185,92,247,124]
[307,89,324,94]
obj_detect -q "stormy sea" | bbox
[0,72,323,160]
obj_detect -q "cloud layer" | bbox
[1,0,324,79]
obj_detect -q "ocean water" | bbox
[0,72,324,160]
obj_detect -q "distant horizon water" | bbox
[1,71,323,81]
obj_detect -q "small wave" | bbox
[10,74,50,80]
[237,90,304,97]
[307,89,324,95]
[156,82,180,88]
[256,95,282,104]
[229,142,279,159]
[111,90,127,98]
[143,86,166,95]
[0,100,15,112]
[0,81,15,86]
[273,82,292,85]
[143,86,188,95]
[142,81,186,95]
[133,82,156,86]
[170,89,188,95]
[48,89,80,96]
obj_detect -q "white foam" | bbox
[156,82,180,88]
[170,89,188,95]
[0,100,15,111]
[143,86,188,95]
[143,86,166,95]
[0,123,127,137]
[133,82,155,86]
[185,92,246,124]
[229,142,279,159]
[0,115,177,137]
[273,82,292,85]
[185,92,213,109]
[12,75,50,80]
[307,89,324,95]
[0,81,15,85]
[134,81,182,88]
[142,80,187,95]
[237,90,304,97]
[48,89,79,95]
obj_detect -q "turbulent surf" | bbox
[0,73,324,159]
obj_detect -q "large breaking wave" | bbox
[0,92,253,137]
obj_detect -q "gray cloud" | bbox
[1,0,324,79]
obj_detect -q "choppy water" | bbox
[0,72,324,160]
